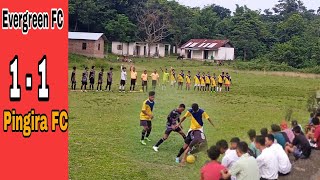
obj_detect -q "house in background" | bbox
[111,42,171,57]
[180,39,234,61]
[69,32,107,58]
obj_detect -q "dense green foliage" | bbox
[69,0,320,68]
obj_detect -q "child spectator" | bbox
[271,124,287,149]
[285,126,312,159]
[221,138,240,180]
[216,139,228,155]
[201,145,225,180]
[280,121,294,143]
[247,129,260,157]
[260,128,268,137]
[312,117,320,150]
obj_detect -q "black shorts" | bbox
[165,127,182,135]
[140,120,152,128]
[90,78,95,84]
[120,80,126,86]
[82,81,87,85]
[218,83,223,87]
[107,81,112,86]
[142,81,147,86]
[72,80,76,84]
[131,79,136,85]
[178,82,183,86]
[205,84,210,87]
[152,80,157,87]
[98,81,102,85]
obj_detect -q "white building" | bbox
[111,42,171,57]
[180,39,235,61]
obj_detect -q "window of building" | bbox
[117,45,122,50]
[98,44,100,50]
[82,43,87,50]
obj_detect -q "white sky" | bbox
[175,0,319,12]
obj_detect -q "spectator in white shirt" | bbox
[255,135,279,180]
[221,137,240,180]
[265,134,292,176]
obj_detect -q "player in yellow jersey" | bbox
[217,72,225,92]
[177,70,184,90]
[140,91,155,145]
[160,67,170,90]
[194,72,200,91]
[170,67,177,88]
[150,69,160,91]
[185,71,191,91]
[174,103,215,164]
[200,72,206,91]
[210,74,216,93]
[224,72,232,92]
[205,72,211,92]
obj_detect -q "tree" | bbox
[105,14,136,42]
[276,13,305,43]
[136,6,170,57]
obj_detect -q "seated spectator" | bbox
[266,134,292,175]
[221,142,260,180]
[309,113,314,125]
[312,117,320,150]
[291,120,304,134]
[271,124,287,149]
[201,145,225,180]
[216,139,228,155]
[255,135,278,180]
[260,128,268,137]
[285,126,312,159]
[222,137,240,169]
[280,121,294,143]
[247,129,260,158]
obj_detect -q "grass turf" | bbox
[69,54,320,180]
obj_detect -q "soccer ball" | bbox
[186,154,196,164]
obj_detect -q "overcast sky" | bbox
[175,0,318,12]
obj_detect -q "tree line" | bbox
[69,0,320,69]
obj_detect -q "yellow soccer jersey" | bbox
[194,75,200,84]
[218,75,223,83]
[205,76,211,84]
[200,77,205,85]
[183,109,209,130]
[177,74,184,82]
[186,75,191,84]
[224,76,231,85]
[170,72,176,81]
[210,77,216,87]
[140,99,155,121]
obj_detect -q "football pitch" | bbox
[68,55,320,180]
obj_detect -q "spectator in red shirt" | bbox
[201,145,225,180]
[313,117,320,150]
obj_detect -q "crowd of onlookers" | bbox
[200,112,320,180]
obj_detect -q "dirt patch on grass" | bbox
[279,150,320,180]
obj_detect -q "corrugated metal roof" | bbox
[68,32,105,41]
[181,39,232,50]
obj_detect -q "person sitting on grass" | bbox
[265,134,292,176]
[291,120,304,134]
[285,126,312,160]
[306,117,319,148]
[280,121,294,143]
[271,124,287,149]
[255,135,279,180]
[220,142,260,180]
[200,145,226,180]
[221,138,240,180]
[216,139,228,155]
[260,128,268,137]
[312,117,320,150]
[247,129,260,158]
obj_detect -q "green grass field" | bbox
[69,54,320,180]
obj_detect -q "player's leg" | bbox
[145,121,152,141]
[133,80,136,91]
[153,131,170,152]
[177,129,186,139]
[176,131,192,162]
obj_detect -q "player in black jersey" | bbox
[89,66,95,90]
[71,66,76,91]
[153,104,186,152]
[96,68,104,91]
